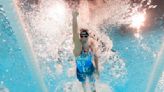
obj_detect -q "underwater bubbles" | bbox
[55,80,113,92]
[0,85,9,92]
[13,0,160,92]
[156,72,164,92]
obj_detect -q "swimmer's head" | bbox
[80,28,89,42]
[80,28,89,36]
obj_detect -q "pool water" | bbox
[0,6,43,92]
[0,0,164,92]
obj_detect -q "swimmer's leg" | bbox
[88,75,96,92]
[76,69,87,92]
[87,65,96,92]
[82,82,87,92]
[89,81,96,92]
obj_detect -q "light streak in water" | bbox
[145,40,164,92]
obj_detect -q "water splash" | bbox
[55,80,113,92]
[0,6,14,36]
[13,0,157,91]
[156,72,164,92]
[0,85,9,92]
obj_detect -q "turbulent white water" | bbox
[55,80,113,92]
[156,72,164,92]
[0,85,9,92]
[13,0,158,91]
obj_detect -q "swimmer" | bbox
[72,9,99,92]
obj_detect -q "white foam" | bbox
[0,86,9,92]
[55,80,112,92]
[14,0,157,91]
[155,72,164,92]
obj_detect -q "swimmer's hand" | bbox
[72,9,79,17]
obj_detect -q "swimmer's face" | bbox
[80,31,89,42]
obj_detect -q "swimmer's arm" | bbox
[91,40,99,73]
[72,10,79,37]
[72,10,81,56]
[94,53,99,73]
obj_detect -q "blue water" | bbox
[108,25,164,92]
[0,3,164,92]
[0,6,43,92]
